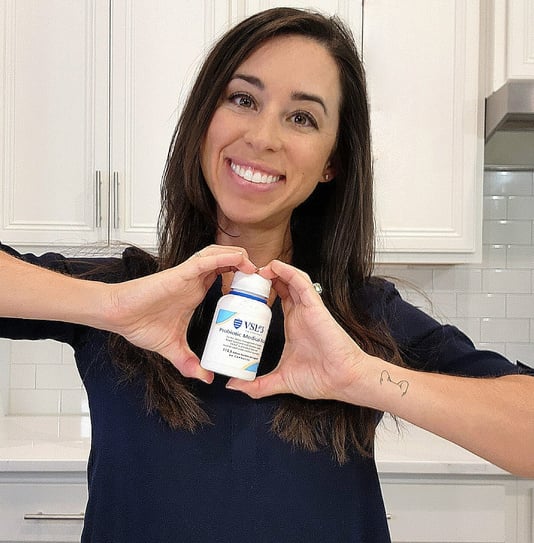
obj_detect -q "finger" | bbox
[225,372,288,399]
[261,260,321,307]
[193,244,250,261]
[167,348,214,385]
[185,250,257,278]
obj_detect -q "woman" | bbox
[1,7,533,543]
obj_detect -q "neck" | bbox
[215,223,292,268]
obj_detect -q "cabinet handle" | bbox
[113,171,120,230]
[95,170,102,228]
[24,512,85,521]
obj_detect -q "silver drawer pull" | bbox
[24,512,84,521]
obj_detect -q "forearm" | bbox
[0,250,111,328]
[344,357,534,477]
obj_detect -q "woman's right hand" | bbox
[100,245,256,383]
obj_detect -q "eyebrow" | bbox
[231,73,328,115]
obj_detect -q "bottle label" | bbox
[201,298,272,380]
[211,309,267,372]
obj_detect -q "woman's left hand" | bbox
[226,260,370,402]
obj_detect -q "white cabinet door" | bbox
[381,480,507,543]
[0,1,223,250]
[508,0,534,78]
[0,0,109,248]
[109,0,231,248]
[364,0,483,262]
[0,475,87,542]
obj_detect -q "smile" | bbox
[230,161,282,184]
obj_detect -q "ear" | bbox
[320,164,336,183]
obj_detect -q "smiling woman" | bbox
[1,6,533,543]
[200,35,339,245]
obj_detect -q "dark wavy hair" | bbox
[110,7,404,464]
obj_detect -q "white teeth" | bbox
[230,161,280,184]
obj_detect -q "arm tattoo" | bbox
[380,370,409,397]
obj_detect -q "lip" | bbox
[227,158,285,186]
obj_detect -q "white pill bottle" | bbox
[200,272,272,381]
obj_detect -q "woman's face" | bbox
[200,35,341,233]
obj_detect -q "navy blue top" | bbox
[1,245,531,543]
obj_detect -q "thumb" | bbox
[165,345,214,385]
[225,372,287,399]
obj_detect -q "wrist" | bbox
[335,356,412,411]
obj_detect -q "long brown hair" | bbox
[111,7,404,464]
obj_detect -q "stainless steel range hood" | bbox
[485,80,534,141]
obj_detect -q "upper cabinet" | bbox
[0,0,109,247]
[486,0,534,94]
[1,0,485,263]
[363,0,484,263]
[0,0,227,250]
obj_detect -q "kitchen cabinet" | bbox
[486,0,534,94]
[379,473,534,543]
[363,0,484,262]
[380,476,512,543]
[1,0,484,262]
[0,471,87,542]
[0,0,228,250]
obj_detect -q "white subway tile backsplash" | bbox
[481,318,530,343]
[61,389,89,415]
[376,266,434,291]
[457,293,505,318]
[477,342,507,358]
[9,389,61,415]
[428,292,457,321]
[507,245,534,268]
[449,318,481,343]
[484,170,533,196]
[61,345,76,365]
[506,343,534,366]
[9,365,36,389]
[482,244,507,268]
[506,294,534,318]
[482,269,532,293]
[483,196,507,219]
[433,268,482,293]
[507,196,534,220]
[36,364,83,390]
[483,220,532,245]
[11,340,62,365]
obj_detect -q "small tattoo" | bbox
[380,370,409,397]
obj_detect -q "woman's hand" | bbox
[101,245,256,383]
[226,260,370,401]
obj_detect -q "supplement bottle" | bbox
[200,271,272,381]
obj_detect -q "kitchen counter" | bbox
[0,414,510,476]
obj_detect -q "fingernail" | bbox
[225,383,238,391]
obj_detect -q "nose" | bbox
[243,111,283,153]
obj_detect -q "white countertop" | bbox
[0,414,510,476]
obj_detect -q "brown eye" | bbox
[291,111,318,129]
[229,93,255,109]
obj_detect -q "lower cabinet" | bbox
[380,475,533,543]
[0,472,87,542]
